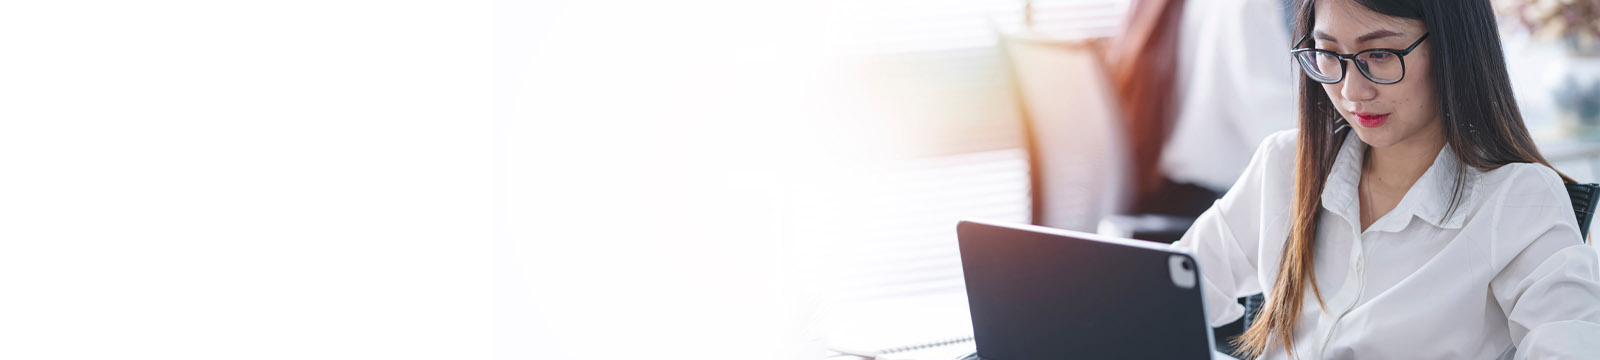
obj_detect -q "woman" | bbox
[1169,0,1600,358]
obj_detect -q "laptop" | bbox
[955,219,1218,359]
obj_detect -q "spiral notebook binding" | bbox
[878,336,975,355]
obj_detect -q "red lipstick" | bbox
[1353,112,1389,127]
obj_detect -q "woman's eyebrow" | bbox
[1312,29,1404,44]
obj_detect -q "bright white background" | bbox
[495,0,830,358]
[491,0,1054,357]
[0,0,1083,358]
[0,1,493,359]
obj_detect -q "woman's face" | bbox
[1313,0,1440,149]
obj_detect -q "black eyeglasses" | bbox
[1290,33,1429,85]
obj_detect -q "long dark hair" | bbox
[1231,0,1573,358]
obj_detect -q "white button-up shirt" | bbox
[1171,129,1600,359]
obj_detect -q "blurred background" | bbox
[4,0,1598,359]
[502,0,1600,359]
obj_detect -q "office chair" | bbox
[1228,182,1600,345]
[1566,183,1600,241]
[1001,31,1132,232]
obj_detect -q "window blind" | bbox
[804,0,1131,306]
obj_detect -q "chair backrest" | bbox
[1000,33,1131,232]
[1565,183,1599,242]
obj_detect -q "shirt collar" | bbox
[1320,131,1474,233]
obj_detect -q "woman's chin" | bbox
[1350,128,1402,149]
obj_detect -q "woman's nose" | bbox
[1340,65,1379,102]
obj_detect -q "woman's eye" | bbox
[1367,52,1392,61]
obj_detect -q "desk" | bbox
[824,349,1241,360]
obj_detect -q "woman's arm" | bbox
[1486,166,1600,358]
[1170,129,1296,327]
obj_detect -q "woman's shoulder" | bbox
[1465,162,1584,267]
[1240,129,1301,180]
[1473,161,1569,209]
[1224,129,1298,207]
[1261,129,1300,154]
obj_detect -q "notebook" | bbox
[821,292,975,360]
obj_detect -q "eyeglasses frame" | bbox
[1290,32,1430,85]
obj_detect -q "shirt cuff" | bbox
[1515,320,1600,360]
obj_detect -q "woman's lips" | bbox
[1353,112,1389,127]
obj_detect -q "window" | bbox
[803,0,1130,325]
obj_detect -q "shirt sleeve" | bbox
[1486,168,1600,359]
[1170,130,1290,327]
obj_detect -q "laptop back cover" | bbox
[957,220,1214,359]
